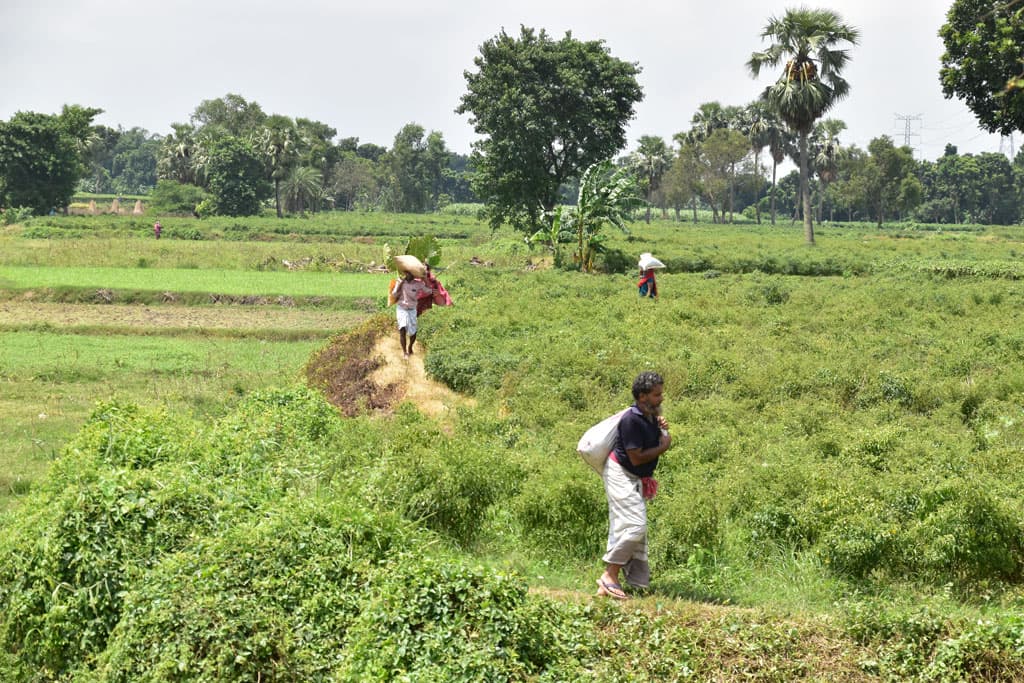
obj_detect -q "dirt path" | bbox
[305,316,471,422]
[369,332,471,419]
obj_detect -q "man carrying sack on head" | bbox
[390,255,432,358]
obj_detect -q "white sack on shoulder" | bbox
[577,408,630,474]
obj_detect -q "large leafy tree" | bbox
[662,142,703,222]
[191,93,266,138]
[974,152,1020,224]
[940,0,1024,135]
[389,123,450,212]
[0,109,98,213]
[294,118,340,180]
[205,136,270,216]
[330,152,382,210]
[108,127,160,194]
[844,136,918,227]
[748,8,860,244]
[702,128,751,224]
[458,26,643,233]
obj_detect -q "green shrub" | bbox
[334,555,593,681]
[843,600,1024,681]
[2,206,34,225]
[901,480,1023,582]
[817,497,897,579]
[148,180,206,215]
[57,400,195,472]
[649,486,723,567]
[511,463,606,557]
[361,407,524,547]
[203,386,339,470]
[0,467,220,679]
[100,497,418,682]
[747,505,808,550]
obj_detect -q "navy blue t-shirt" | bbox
[613,404,663,478]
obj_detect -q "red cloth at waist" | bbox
[609,451,658,500]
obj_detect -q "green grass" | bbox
[0,265,387,297]
[4,213,1024,678]
[0,330,324,509]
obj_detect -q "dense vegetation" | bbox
[1,212,1024,679]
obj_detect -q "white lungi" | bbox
[396,305,418,335]
[602,455,650,588]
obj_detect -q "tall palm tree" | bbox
[255,115,297,218]
[748,8,859,244]
[157,123,198,185]
[742,101,772,224]
[812,118,846,222]
[282,166,323,214]
[763,113,794,226]
[632,136,673,223]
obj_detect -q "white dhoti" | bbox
[396,305,418,335]
[602,455,650,588]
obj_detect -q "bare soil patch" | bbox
[305,315,470,420]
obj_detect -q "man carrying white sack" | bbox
[597,371,672,600]
[391,267,432,358]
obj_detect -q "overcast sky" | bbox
[2,0,1014,162]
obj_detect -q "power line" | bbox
[1000,133,1016,159]
[894,113,923,156]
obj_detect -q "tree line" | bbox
[0,94,476,217]
[635,105,1024,229]
[1,1,1021,232]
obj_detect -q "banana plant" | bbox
[571,160,640,273]
[384,235,442,274]
[529,205,573,268]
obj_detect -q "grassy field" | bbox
[3,212,1024,680]
[0,330,326,508]
[0,223,396,511]
[0,265,387,298]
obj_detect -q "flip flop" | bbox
[596,579,629,600]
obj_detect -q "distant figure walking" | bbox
[153,221,162,239]
[637,252,664,299]
[391,265,432,358]
[638,268,657,298]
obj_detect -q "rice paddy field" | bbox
[2,212,1024,680]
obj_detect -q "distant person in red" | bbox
[153,221,162,239]
[638,268,657,298]
[391,270,432,358]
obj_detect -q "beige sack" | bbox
[394,254,426,278]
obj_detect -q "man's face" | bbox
[638,383,664,414]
